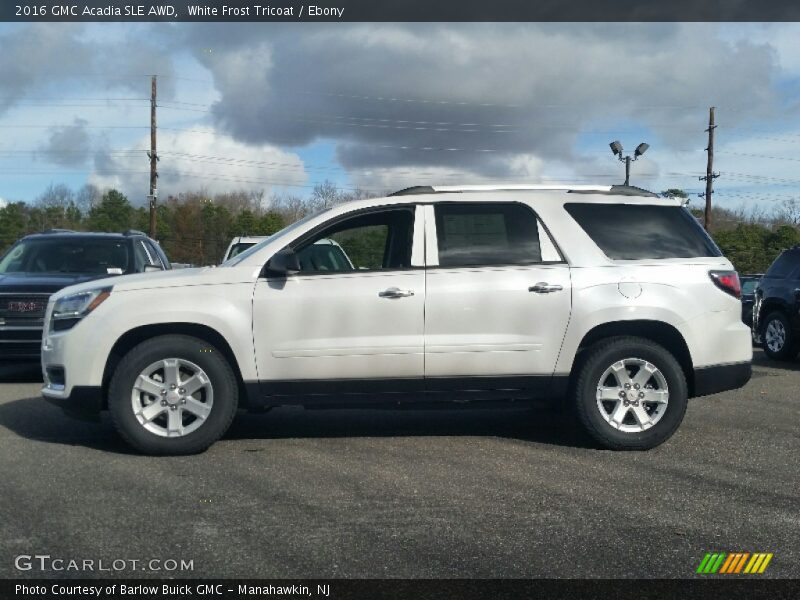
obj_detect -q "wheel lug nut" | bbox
[639,392,645,398]
[170,405,177,411]
[634,383,640,390]
[179,388,185,394]
[181,398,186,404]
[161,400,167,406]
[624,383,631,389]
[160,389,167,395]
[170,384,176,389]
[619,391,625,398]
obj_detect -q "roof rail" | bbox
[569,184,660,198]
[390,183,661,197]
[122,229,148,237]
[390,186,437,196]
[39,228,74,234]
[390,184,613,196]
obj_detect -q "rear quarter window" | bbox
[564,203,722,260]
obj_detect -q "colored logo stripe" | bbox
[744,553,774,574]
[697,553,726,574]
[697,552,773,574]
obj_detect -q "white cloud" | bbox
[88,128,309,202]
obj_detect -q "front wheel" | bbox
[571,336,688,451]
[108,335,239,455]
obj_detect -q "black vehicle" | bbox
[0,230,170,361]
[739,274,763,328]
[753,247,800,360]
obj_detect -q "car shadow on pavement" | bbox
[751,348,800,372]
[0,396,595,453]
[0,397,135,453]
[0,362,42,383]
[226,405,594,448]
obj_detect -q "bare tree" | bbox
[75,184,102,213]
[37,183,74,208]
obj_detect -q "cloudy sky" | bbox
[1,22,800,212]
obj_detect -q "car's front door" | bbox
[252,205,426,397]
[423,201,572,396]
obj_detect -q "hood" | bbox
[48,265,259,301]
[0,272,111,295]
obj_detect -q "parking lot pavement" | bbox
[0,349,797,579]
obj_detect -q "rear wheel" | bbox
[108,335,238,455]
[761,311,797,360]
[571,336,688,450]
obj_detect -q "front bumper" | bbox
[693,361,752,398]
[42,385,104,418]
[0,326,43,360]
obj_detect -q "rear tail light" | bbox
[709,270,741,299]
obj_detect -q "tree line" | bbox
[1,184,799,272]
[0,182,370,265]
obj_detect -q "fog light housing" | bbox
[46,366,65,388]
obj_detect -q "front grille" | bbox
[0,294,50,322]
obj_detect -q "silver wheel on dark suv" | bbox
[761,311,797,360]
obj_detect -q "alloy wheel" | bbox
[765,319,786,354]
[595,357,669,433]
[130,358,214,438]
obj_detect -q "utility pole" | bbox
[700,106,719,231]
[148,75,158,238]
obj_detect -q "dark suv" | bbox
[0,230,170,361]
[753,246,800,360]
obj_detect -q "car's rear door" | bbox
[423,201,572,396]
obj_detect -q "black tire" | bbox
[108,335,238,455]
[571,336,688,451]
[760,311,798,361]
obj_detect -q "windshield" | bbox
[0,238,131,275]
[222,209,332,266]
[226,242,258,260]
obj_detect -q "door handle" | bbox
[528,282,563,294]
[378,287,415,298]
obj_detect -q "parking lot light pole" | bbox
[610,141,649,186]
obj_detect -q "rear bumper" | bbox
[692,361,752,398]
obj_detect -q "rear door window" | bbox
[434,203,544,267]
[565,203,722,260]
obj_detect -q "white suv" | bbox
[41,184,752,455]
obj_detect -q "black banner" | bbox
[4,579,800,600]
[3,0,800,22]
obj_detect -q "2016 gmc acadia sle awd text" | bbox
[40,184,752,455]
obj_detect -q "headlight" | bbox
[51,287,112,331]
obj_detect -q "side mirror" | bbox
[144,264,163,272]
[264,248,300,277]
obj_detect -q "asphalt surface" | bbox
[0,350,797,579]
